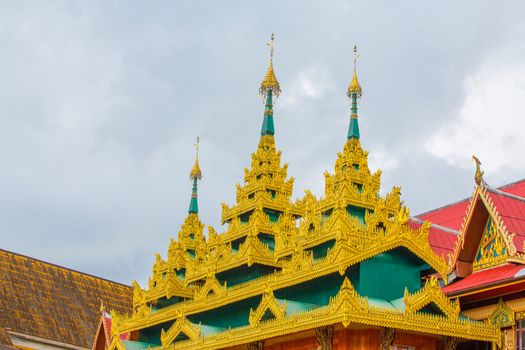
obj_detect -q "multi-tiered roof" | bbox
[108,36,501,350]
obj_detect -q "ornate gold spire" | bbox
[259,33,281,99]
[347,45,362,98]
[190,137,202,180]
[188,137,202,214]
[347,46,362,140]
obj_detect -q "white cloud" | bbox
[368,147,399,172]
[281,66,334,107]
[425,58,525,178]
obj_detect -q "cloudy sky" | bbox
[1,1,525,285]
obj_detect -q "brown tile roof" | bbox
[0,345,17,350]
[0,248,133,349]
[0,327,12,346]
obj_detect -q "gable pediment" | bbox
[451,185,520,276]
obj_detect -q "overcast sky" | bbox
[1,1,525,285]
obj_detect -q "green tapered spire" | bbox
[348,93,360,139]
[261,89,275,136]
[188,176,199,214]
[347,45,363,140]
[188,137,202,214]
[259,33,281,137]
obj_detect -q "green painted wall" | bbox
[188,295,262,328]
[358,248,425,301]
[138,320,173,345]
[274,267,359,306]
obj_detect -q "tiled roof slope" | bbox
[486,187,525,253]
[442,264,525,295]
[416,179,525,231]
[0,327,12,346]
[0,249,132,349]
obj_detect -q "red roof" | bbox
[408,219,458,258]
[500,178,525,197]
[486,188,525,253]
[417,179,525,231]
[443,264,525,295]
[417,199,470,231]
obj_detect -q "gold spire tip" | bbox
[259,33,281,98]
[347,45,363,98]
[190,137,202,180]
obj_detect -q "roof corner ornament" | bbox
[472,155,484,186]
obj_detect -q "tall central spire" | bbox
[259,33,281,136]
[347,45,363,140]
[188,137,202,214]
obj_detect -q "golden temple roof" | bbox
[259,33,281,98]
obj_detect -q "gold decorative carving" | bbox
[247,341,265,350]
[380,327,395,350]
[194,272,226,300]
[160,311,200,347]
[249,287,286,327]
[404,276,459,319]
[489,299,515,328]
[315,326,334,350]
[442,336,457,350]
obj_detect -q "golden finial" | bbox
[472,155,484,186]
[190,137,202,180]
[347,45,363,98]
[259,33,281,98]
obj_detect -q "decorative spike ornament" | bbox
[188,137,202,214]
[259,33,281,136]
[347,45,363,140]
[472,155,484,186]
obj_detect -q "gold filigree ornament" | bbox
[489,299,515,328]
[259,33,281,98]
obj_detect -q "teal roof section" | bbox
[368,297,397,310]
[122,340,156,350]
[389,297,406,311]
[277,299,319,315]
[198,324,226,337]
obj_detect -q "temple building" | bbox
[100,35,524,350]
[0,248,132,350]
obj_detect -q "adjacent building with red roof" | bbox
[416,177,525,350]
